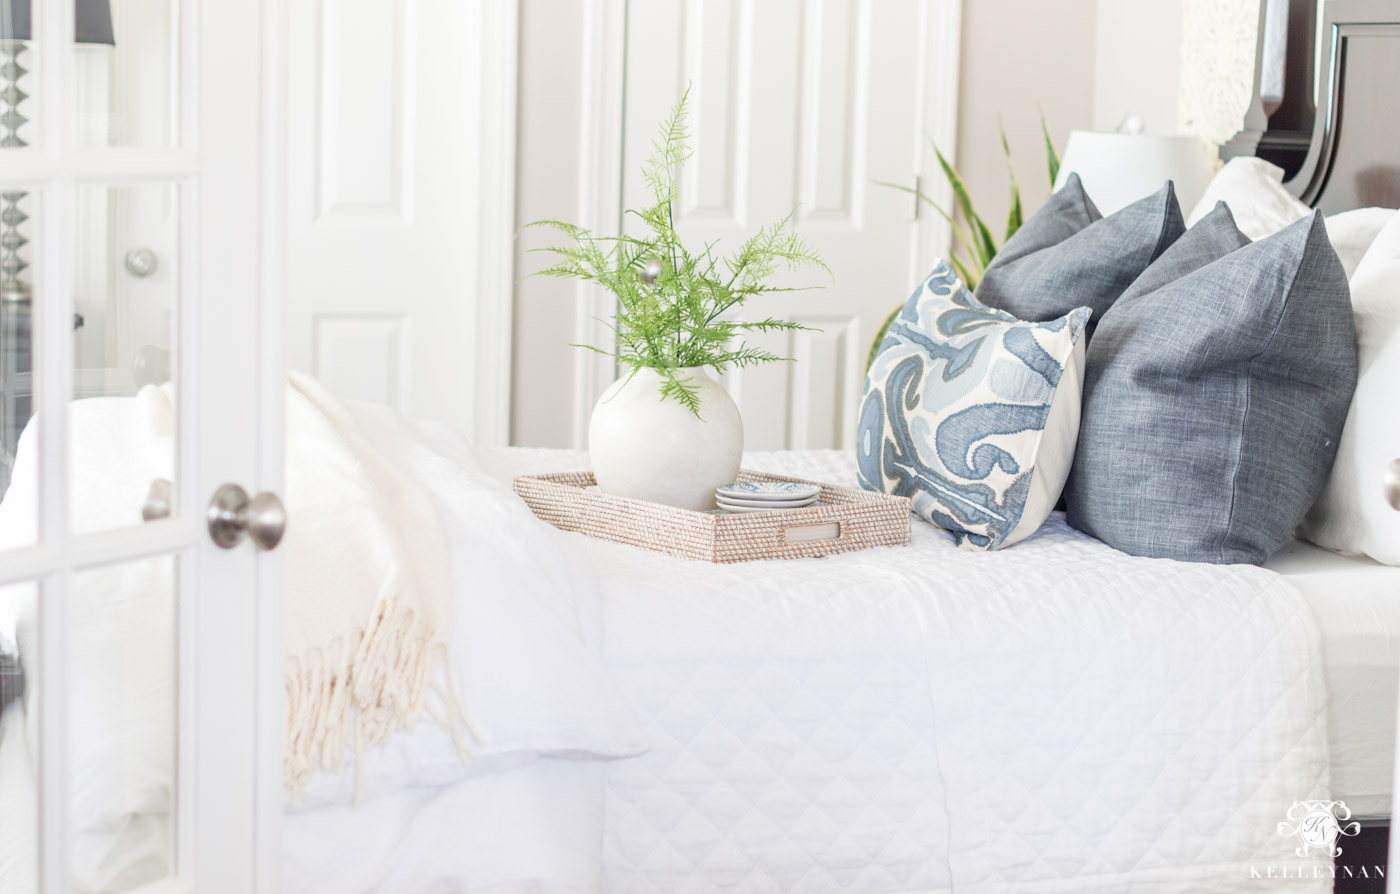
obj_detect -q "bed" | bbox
[3,2,1400,893]
[1,401,1391,894]
[273,439,1400,894]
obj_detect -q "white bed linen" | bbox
[489,447,1333,894]
[291,402,646,809]
[1266,539,1400,818]
[0,415,1355,894]
[283,758,608,894]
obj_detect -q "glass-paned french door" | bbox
[0,1,279,892]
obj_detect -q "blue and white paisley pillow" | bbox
[857,261,1091,550]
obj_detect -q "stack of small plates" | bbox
[715,482,822,513]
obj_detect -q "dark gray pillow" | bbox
[975,175,1185,327]
[1113,201,1250,299]
[1066,211,1357,565]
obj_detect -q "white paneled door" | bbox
[0,0,281,892]
[621,0,960,450]
[284,0,516,447]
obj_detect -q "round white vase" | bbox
[589,366,743,511]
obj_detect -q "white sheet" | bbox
[283,758,608,894]
[1266,539,1400,818]
[491,447,1333,894]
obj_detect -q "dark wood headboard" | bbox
[1261,0,1400,212]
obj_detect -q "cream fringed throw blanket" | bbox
[283,372,476,798]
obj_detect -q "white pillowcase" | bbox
[1186,157,1310,240]
[1325,207,1395,280]
[1299,209,1400,565]
[1007,337,1085,546]
[1186,157,1394,278]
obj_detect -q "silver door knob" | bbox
[208,483,286,550]
[124,248,158,278]
[1387,458,1400,512]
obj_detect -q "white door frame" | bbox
[568,0,629,448]
[472,0,520,447]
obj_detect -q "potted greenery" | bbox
[523,91,828,511]
[867,119,1061,370]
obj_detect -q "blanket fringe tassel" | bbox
[284,594,480,803]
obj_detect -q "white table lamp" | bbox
[1051,123,1212,216]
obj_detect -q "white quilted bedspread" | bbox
[489,448,1332,894]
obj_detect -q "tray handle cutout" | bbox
[783,521,842,545]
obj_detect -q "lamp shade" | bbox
[0,0,115,45]
[1051,130,1210,216]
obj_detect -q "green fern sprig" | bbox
[521,87,831,416]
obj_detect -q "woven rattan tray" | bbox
[513,469,911,563]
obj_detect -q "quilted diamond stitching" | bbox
[491,448,1331,894]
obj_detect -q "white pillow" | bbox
[1185,157,1310,240]
[1325,207,1395,280]
[1187,157,1394,278]
[1299,209,1400,564]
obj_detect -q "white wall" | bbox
[953,0,1188,254]
[1092,1,1184,134]
[953,0,1098,242]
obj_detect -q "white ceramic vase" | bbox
[589,366,743,511]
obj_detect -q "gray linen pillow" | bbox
[1113,201,1251,300]
[1066,211,1357,565]
[975,175,1185,327]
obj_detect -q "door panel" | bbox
[286,0,478,432]
[623,0,956,451]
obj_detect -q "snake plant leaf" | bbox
[948,254,979,291]
[1000,121,1023,242]
[969,215,999,273]
[864,303,903,373]
[930,142,998,269]
[1041,113,1060,187]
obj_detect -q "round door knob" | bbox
[1387,458,1400,512]
[124,248,158,278]
[208,483,286,550]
